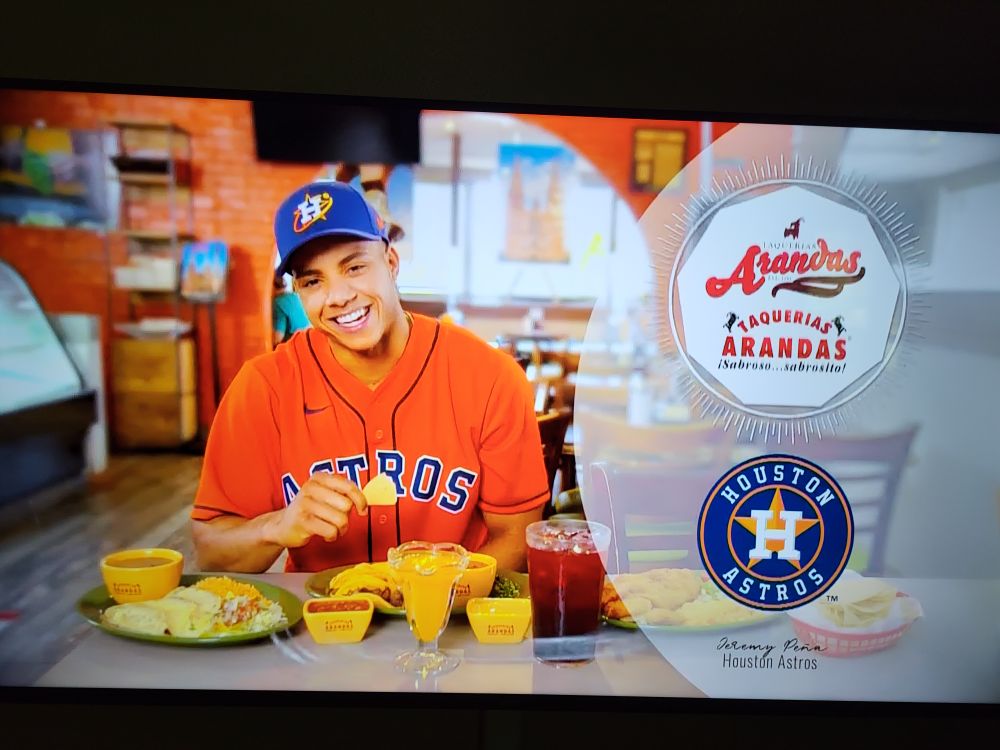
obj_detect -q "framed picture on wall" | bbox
[499,144,574,263]
[631,127,687,193]
[0,125,113,229]
[180,241,229,302]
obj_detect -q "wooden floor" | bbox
[0,454,202,686]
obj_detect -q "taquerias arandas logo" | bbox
[708,223,864,367]
[698,454,854,611]
[668,182,907,433]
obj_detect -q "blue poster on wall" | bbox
[498,143,575,263]
[180,241,229,302]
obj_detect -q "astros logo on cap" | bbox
[698,454,853,611]
[293,191,334,233]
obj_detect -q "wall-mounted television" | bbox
[252,98,421,165]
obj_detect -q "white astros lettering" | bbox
[721,566,825,603]
[279,453,480,516]
[719,462,836,507]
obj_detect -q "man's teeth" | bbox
[336,307,368,324]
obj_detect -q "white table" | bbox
[36,575,999,703]
[642,578,1000,703]
[36,573,702,698]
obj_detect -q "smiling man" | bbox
[191,181,549,573]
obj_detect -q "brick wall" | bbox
[0,90,317,431]
[0,89,736,439]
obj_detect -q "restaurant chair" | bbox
[550,379,575,411]
[536,408,572,516]
[557,350,581,376]
[586,425,919,577]
[587,460,725,574]
[574,408,737,468]
[533,379,554,414]
[792,425,919,576]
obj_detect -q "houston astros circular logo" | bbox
[698,454,854,611]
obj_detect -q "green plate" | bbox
[77,574,303,646]
[305,566,530,616]
[602,612,775,633]
[305,563,405,615]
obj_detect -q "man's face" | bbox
[292,237,402,353]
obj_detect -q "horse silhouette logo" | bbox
[784,217,803,240]
[724,312,738,332]
[833,316,846,335]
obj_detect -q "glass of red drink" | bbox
[526,519,611,666]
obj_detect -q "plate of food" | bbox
[77,575,302,645]
[305,563,529,615]
[306,562,406,615]
[601,568,772,632]
[786,572,923,657]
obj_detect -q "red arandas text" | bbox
[707,239,862,298]
[721,309,846,361]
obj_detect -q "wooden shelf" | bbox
[123,230,196,243]
[120,173,172,186]
[113,156,192,186]
[109,119,191,135]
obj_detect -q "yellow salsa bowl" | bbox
[466,598,532,644]
[100,548,183,603]
[453,552,497,610]
[303,596,374,644]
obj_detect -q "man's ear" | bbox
[385,244,400,280]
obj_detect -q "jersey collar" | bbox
[306,314,440,412]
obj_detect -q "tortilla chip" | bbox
[363,473,398,507]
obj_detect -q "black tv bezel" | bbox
[0,76,997,718]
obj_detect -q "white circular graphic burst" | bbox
[655,155,926,443]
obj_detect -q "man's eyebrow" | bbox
[339,250,368,267]
[295,268,321,278]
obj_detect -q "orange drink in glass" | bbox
[388,541,469,677]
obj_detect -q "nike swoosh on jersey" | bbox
[303,405,329,415]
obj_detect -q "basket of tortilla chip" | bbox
[787,573,923,657]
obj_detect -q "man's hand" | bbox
[265,473,368,549]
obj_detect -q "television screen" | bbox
[0,85,997,709]
[252,98,421,165]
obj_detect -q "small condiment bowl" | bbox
[100,548,183,603]
[303,596,375,644]
[453,553,498,610]
[466,597,532,644]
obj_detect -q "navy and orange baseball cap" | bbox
[274,181,389,276]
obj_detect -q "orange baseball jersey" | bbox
[191,314,550,571]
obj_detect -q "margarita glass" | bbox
[387,541,469,677]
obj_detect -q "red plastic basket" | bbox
[789,593,917,658]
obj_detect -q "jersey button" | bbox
[374,429,385,441]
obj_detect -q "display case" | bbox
[0,260,97,510]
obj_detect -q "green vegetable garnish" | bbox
[490,575,520,598]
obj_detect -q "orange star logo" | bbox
[734,488,819,571]
[293,191,334,233]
